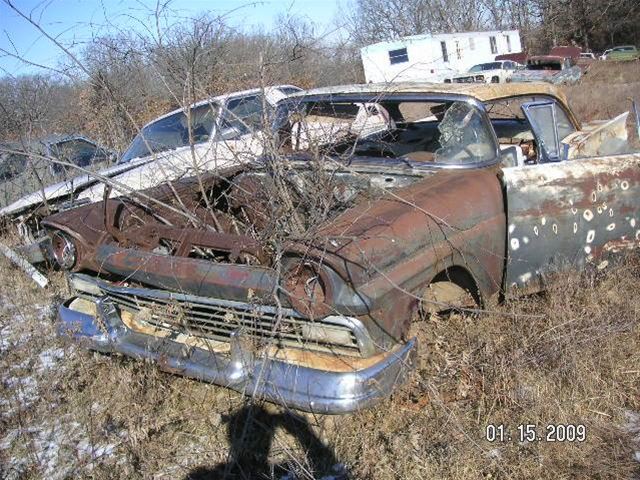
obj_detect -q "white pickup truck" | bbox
[444,61,522,84]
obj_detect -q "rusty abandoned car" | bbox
[41,82,640,413]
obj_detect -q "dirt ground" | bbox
[1,63,640,479]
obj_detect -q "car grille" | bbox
[99,286,364,357]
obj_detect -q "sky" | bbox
[0,0,344,76]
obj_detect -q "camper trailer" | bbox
[360,30,522,83]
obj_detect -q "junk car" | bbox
[43,82,639,413]
[510,55,582,84]
[0,135,114,210]
[602,45,639,61]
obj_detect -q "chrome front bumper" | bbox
[58,297,417,414]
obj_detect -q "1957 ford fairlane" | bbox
[41,82,640,413]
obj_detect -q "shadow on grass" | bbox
[185,403,345,480]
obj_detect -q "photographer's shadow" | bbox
[186,403,346,480]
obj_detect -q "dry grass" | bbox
[564,61,640,147]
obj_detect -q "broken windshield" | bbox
[120,102,218,163]
[274,97,498,167]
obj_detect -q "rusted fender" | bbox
[303,166,506,291]
[287,166,507,344]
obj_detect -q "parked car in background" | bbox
[73,85,302,205]
[45,82,637,413]
[576,51,597,70]
[0,135,114,208]
[444,60,521,83]
[510,55,582,84]
[0,85,302,260]
[603,45,639,61]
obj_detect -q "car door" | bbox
[501,101,640,291]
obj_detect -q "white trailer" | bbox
[360,30,522,83]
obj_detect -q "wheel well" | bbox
[429,266,482,308]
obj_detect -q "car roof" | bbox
[145,85,301,127]
[286,81,568,105]
[0,134,98,153]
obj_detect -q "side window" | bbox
[187,103,216,143]
[489,36,498,54]
[440,41,449,63]
[521,101,576,162]
[219,95,266,140]
[50,139,101,174]
[388,48,409,65]
[0,152,28,180]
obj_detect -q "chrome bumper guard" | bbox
[58,297,417,414]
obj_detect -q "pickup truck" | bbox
[444,60,521,84]
[43,82,639,413]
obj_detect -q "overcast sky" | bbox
[0,0,344,76]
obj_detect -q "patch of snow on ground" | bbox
[3,375,38,410]
[38,348,65,370]
[0,418,117,480]
[625,410,640,464]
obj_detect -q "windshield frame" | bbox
[273,92,502,171]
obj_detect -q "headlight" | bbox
[283,260,332,317]
[475,75,485,82]
[50,231,77,270]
